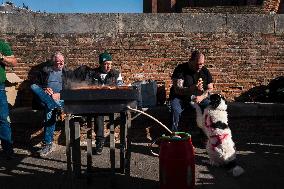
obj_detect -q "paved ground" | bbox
[1,115,284,189]
[1,137,283,189]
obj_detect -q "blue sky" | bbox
[9,0,143,13]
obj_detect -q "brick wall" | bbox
[182,5,265,13]
[263,0,281,13]
[145,0,281,13]
[1,13,284,106]
[183,0,281,13]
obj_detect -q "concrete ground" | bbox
[1,129,283,189]
[1,103,284,189]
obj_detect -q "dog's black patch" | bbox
[210,94,222,109]
[211,121,228,129]
[210,94,227,109]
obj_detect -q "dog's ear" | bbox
[220,94,227,105]
[209,94,222,109]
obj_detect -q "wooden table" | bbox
[62,88,138,179]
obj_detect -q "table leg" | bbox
[119,111,127,174]
[65,114,72,176]
[87,116,93,178]
[125,111,132,176]
[72,121,81,177]
[109,114,115,174]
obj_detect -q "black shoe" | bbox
[4,150,16,160]
[95,142,104,155]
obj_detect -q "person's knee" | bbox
[31,84,39,90]
[171,101,182,114]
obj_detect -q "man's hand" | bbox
[196,78,204,92]
[51,93,60,101]
[194,95,204,103]
[44,88,54,96]
[0,53,17,67]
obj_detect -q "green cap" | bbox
[99,51,112,64]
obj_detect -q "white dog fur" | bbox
[192,94,244,177]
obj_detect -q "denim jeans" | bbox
[170,97,210,132]
[31,84,63,144]
[0,84,13,153]
[31,84,60,111]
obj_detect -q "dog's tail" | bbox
[191,102,204,129]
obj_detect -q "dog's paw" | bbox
[230,166,245,177]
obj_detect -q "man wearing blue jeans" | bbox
[169,50,213,132]
[0,39,17,159]
[31,52,67,156]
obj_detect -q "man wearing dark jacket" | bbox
[30,52,69,156]
[88,51,123,154]
[170,50,213,132]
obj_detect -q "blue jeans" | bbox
[0,84,13,153]
[170,97,210,132]
[31,84,63,144]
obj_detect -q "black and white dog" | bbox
[192,94,245,177]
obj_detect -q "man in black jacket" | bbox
[88,51,123,154]
[30,52,69,156]
[169,50,214,132]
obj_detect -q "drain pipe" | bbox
[126,106,172,135]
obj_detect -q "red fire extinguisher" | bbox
[151,132,195,189]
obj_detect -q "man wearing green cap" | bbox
[88,51,123,154]
[0,39,17,159]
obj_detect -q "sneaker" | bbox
[95,142,104,155]
[37,144,54,157]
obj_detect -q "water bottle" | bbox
[117,73,123,86]
[116,80,123,86]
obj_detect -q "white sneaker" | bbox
[232,166,245,177]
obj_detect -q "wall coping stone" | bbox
[1,13,284,34]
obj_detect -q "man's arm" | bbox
[0,54,17,67]
[172,78,197,96]
[194,83,214,103]
[202,83,213,98]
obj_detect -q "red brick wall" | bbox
[3,31,283,106]
[146,0,281,13]
[263,0,281,13]
[183,0,282,13]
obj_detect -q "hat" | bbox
[99,51,112,64]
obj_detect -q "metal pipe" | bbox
[126,106,172,135]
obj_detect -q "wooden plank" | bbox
[86,116,93,178]
[73,121,81,177]
[125,111,131,176]
[119,112,126,174]
[64,101,137,114]
[62,88,138,101]
[64,114,72,176]
[109,114,115,175]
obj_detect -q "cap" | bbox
[99,51,112,64]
